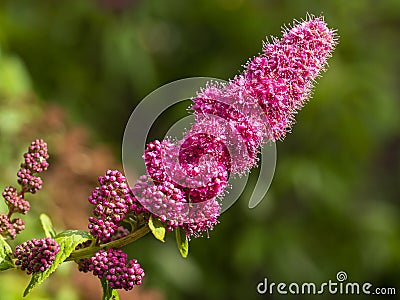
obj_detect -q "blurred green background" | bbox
[0,0,399,299]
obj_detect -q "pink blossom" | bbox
[135,15,337,237]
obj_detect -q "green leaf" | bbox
[148,215,166,242]
[54,230,91,239]
[0,235,12,260]
[0,235,14,270]
[0,260,14,271]
[101,278,120,300]
[40,213,56,238]
[23,230,91,297]
[175,227,189,258]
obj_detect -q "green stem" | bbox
[66,224,151,261]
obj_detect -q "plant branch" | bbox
[66,224,151,261]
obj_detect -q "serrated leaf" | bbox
[0,260,14,271]
[0,235,14,270]
[148,215,166,242]
[175,227,189,258]
[0,235,12,260]
[23,230,91,297]
[101,278,120,300]
[40,213,56,238]
[54,229,91,239]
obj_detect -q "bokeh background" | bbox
[0,0,399,299]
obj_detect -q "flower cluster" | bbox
[0,139,49,239]
[144,139,229,203]
[21,139,50,173]
[141,139,226,234]
[0,213,24,239]
[181,199,221,238]
[132,15,337,238]
[81,249,144,291]
[133,175,186,231]
[191,83,267,174]
[14,238,60,275]
[17,139,49,194]
[17,169,43,194]
[2,186,30,215]
[88,170,139,243]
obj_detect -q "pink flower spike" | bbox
[244,15,338,140]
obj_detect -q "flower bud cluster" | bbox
[0,139,49,239]
[14,238,60,274]
[17,139,49,194]
[88,170,141,243]
[0,213,25,239]
[80,248,144,291]
[2,186,30,215]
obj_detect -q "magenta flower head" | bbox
[14,238,60,275]
[132,15,337,238]
[87,248,145,291]
[88,170,134,243]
